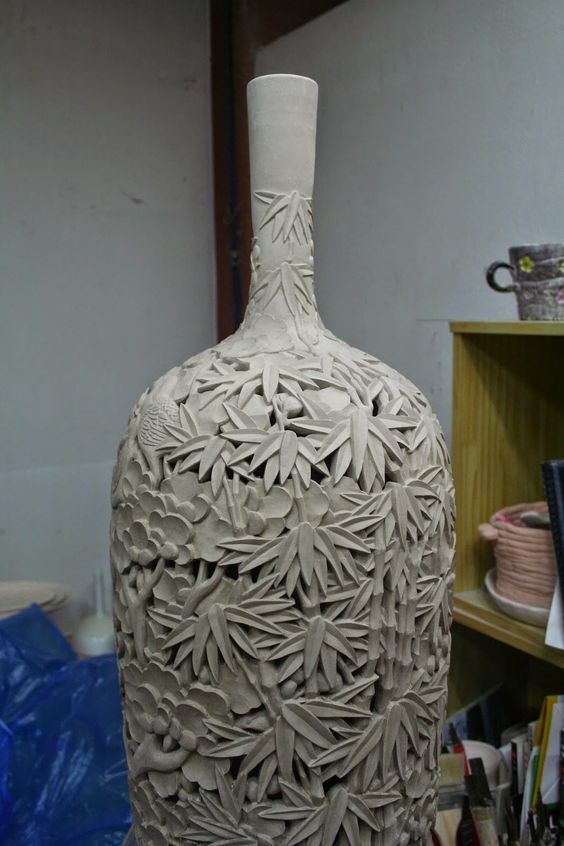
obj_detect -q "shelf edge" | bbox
[453,594,564,669]
[449,320,564,336]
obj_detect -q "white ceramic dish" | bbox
[0,581,55,613]
[0,581,72,617]
[484,568,549,628]
[41,586,73,612]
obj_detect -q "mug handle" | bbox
[478,522,498,542]
[486,261,517,293]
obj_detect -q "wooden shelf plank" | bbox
[453,588,564,669]
[450,321,564,336]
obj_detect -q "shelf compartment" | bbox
[450,323,564,593]
[453,587,564,669]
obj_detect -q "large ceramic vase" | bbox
[111,74,455,846]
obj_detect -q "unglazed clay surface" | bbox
[111,75,455,846]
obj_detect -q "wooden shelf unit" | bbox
[453,589,564,669]
[448,322,564,711]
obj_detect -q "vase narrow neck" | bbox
[244,75,321,332]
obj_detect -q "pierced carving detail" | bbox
[111,185,455,846]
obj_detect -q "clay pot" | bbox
[478,502,556,608]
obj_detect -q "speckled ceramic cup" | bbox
[486,244,564,320]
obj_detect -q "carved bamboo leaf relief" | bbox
[112,172,454,846]
[255,190,313,244]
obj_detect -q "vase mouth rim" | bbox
[248,73,318,89]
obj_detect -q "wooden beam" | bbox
[211,0,347,339]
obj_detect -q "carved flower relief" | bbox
[111,433,149,508]
[160,472,295,562]
[180,480,330,569]
[143,586,260,720]
[123,662,231,796]
[114,503,193,568]
[160,470,206,515]
[121,458,157,500]
[150,567,193,606]
[246,482,294,533]
[112,459,194,569]
[130,787,170,846]
[134,793,191,846]
[122,660,176,713]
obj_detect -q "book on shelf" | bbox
[542,460,564,610]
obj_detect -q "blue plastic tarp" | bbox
[0,605,131,845]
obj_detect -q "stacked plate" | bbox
[0,580,73,620]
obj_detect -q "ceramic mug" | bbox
[485,243,564,320]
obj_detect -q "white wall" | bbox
[257,0,564,442]
[0,0,215,609]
